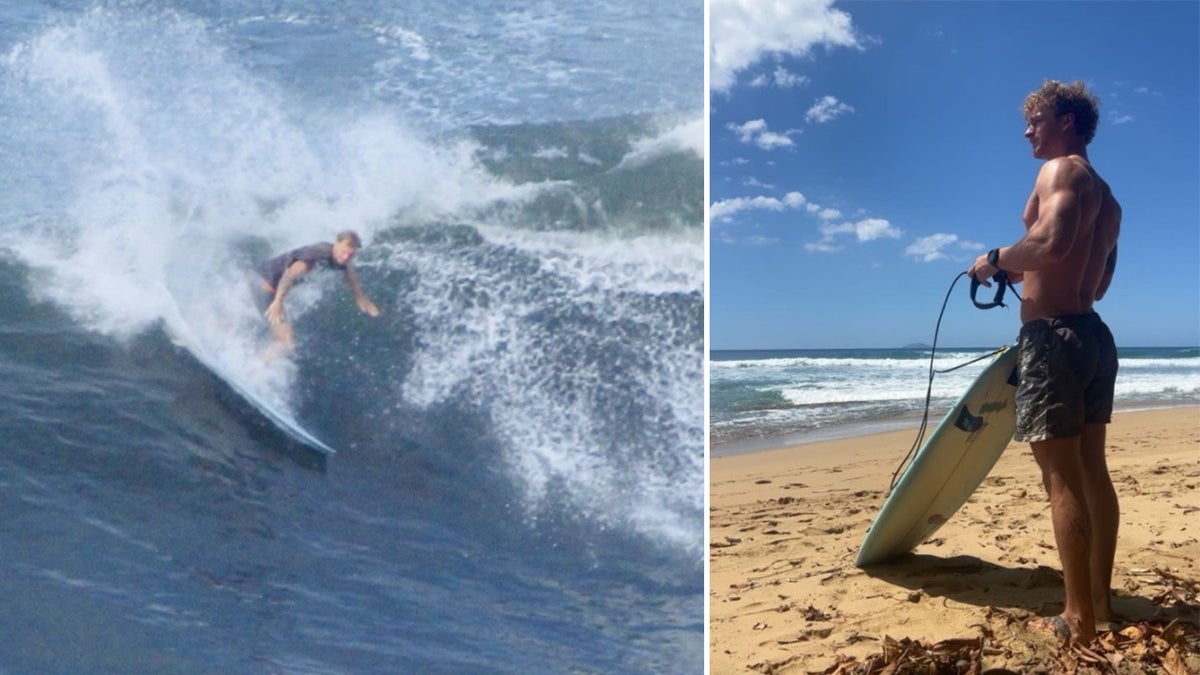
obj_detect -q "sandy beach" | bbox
[710,406,1200,673]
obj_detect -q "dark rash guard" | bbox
[256,243,346,291]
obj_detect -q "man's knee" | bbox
[1032,437,1086,492]
[1080,422,1107,454]
[1031,436,1081,465]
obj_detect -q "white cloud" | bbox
[809,217,902,251]
[749,65,809,89]
[727,118,796,150]
[712,187,863,248]
[804,240,840,253]
[710,0,862,93]
[772,66,808,88]
[715,188,907,258]
[755,131,794,149]
[728,118,767,142]
[710,191,808,222]
[1109,111,1134,125]
[905,233,958,262]
[714,230,779,246]
[805,95,855,123]
[781,192,807,208]
[904,233,985,262]
[828,218,901,241]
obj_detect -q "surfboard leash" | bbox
[886,270,1022,492]
[969,267,1022,310]
[933,347,1005,374]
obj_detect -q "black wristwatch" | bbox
[987,247,1001,270]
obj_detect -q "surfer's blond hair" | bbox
[335,230,363,249]
[1022,80,1100,145]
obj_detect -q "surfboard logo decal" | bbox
[979,399,1008,414]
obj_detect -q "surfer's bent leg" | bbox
[268,322,295,353]
[249,276,295,357]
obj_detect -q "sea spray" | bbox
[1,6,536,409]
[1,3,704,559]
[374,219,703,554]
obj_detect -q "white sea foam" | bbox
[711,350,1200,446]
[378,219,703,554]
[615,116,705,170]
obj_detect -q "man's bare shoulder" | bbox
[1035,155,1095,192]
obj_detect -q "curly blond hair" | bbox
[1022,80,1100,145]
[335,230,363,249]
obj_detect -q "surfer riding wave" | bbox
[253,229,380,354]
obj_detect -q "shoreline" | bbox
[709,405,1200,673]
[710,400,1200,459]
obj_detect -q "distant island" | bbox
[902,343,932,350]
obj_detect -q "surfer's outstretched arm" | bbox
[343,266,380,317]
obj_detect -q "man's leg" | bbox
[1031,436,1097,643]
[264,322,295,360]
[1079,422,1119,622]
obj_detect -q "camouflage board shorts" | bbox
[1014,312,1118,443]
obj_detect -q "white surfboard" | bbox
[855,346,1018,567]
[159,289,336,456]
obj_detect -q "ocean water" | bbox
[711,346,1200,452]
[0,2,703,673]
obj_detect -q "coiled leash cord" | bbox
[887,269,1021,492]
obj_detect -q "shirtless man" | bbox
[968,80,1121,645]
[255,229,380,353]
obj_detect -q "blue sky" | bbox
[709,0,1199,349]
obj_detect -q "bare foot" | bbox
[1092,598,1121,624]
[1027,615,1095,645]
[1094,610,1130,632]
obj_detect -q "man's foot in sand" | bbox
[1027,615,1095,645]
[1091,595,1130,630]
[1092,598,1120,624]
[1094,609,1132,632]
